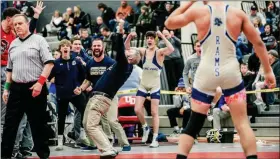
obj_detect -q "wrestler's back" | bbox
[193,3,244,95]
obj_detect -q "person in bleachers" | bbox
[97,3,115,28]
[100,27,117,59]
[92,16,107,39]
[159,29,184,93]
[42,10,63,37]
[261,24,275,43]
[182,40,201,94]
[252,50,279,111]
[236,35,250,64]
[79,28,92,52]
[264,1,280,31]
[115,1,133,20]
[135,6,152,47]
[253,17,264,34]
[109,12,130,34]
[212,95,231,131]
[166,78,191,136]
[57,13,72,40]
[73,5,86,34]
[240,63,255,91]
[249,5,266,26]
[274,21,280,40]
[132,0,143,16]
[266,36,279,55]
[66,7,74,18]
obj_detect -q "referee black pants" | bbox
[57,93,86,135]
[1,82,50,159]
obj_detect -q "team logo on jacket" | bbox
[72,61,76,65]
[1,39,9,54]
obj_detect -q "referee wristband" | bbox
[4,82,11,90]
[38,75,47,85]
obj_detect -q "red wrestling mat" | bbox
[29,152,279,159]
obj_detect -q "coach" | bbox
[1,14,54,159]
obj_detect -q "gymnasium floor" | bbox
[29,140,280,159]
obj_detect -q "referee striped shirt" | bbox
[7,34,54,83]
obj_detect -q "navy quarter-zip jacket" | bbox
[48,57,86,99]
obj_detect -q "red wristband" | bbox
[38,75,47,85]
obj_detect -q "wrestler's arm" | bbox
[164,1,196,30]
[157,31,175,56]
[241,11,272,74]
[125,32,145,57]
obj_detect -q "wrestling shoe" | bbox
[141,126,150,143]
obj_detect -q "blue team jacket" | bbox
[48,57,86,99]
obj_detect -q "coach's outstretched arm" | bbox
[114,33,127,65]
[165,1,195,30]
[241,11,276,88]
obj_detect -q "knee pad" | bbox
[182,110,207,139]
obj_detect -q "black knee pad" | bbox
[182,110,206,139]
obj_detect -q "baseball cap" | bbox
[268,49,279,58]
[251,5,257,10]
[265,36,276,46]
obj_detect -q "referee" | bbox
[1,14,54,159]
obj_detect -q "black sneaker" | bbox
[20,150,32,157]
[264,105,270,111]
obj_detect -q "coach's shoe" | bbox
[100,150,118,158]
[141,126,150,143]
[55,135,64,151]
[149,140,159,148]
[122,145,131,151]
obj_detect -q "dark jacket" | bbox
[48,57,86,99]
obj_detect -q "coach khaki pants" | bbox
[106,96,129,146]
[83,95,113,152]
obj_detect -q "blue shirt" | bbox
[85,56,115,87]
[92,33,133,99]
[218,95,226,110]
[49,57,86,99]
[71,49,91,64]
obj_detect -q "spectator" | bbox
[58,13,72,40]
[240,63,255,90]
[266,36,279,55]
[132,0,143,15]
[264,1,280,30]
[273,21,280,40]
[270,50,280,87]
[97,3,115,27]
[42,10,63,37]
[66,7,74,18]
[212,95,231,130]
[166,78,192,136]
[80,28,92,51]
[115,1,133,20]
[253,17,265,34]
[92,16,107,38]
[249,5,266,26]
[236,35,250,63]
[109,12,130,33]
[159,29,184,93]
[101,27,116,58]
[73,5,86,33]
[261,24,275,43]
[135,6,152,47]
[182,40,201,93]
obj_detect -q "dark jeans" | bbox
[57,93,86,135]
[164,58,184,103]
[1,82,50,159]
[167,107,191,128]
[164,58,184,92]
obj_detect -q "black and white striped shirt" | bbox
[7,34,54,83]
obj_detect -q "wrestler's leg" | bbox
[225,89,257,157]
